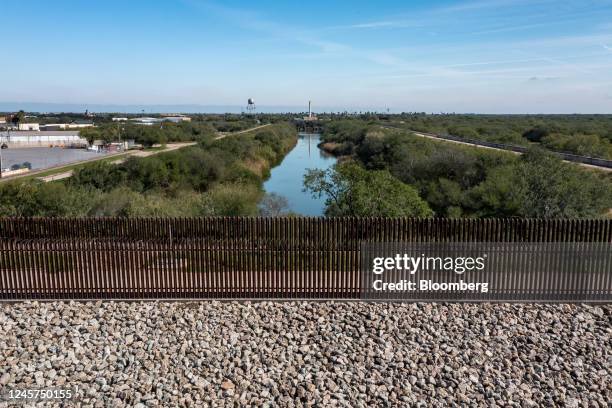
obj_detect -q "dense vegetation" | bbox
[316,120,612,218]
[80,114,287,145]
[3,111,611,219]
[0,124,297,217]
[385,114,612,159]
[8,110,612,161]
[303,112,612,159]
[79,121,217,147]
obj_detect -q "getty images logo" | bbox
[369,253,490,293]
[372,253,487,275]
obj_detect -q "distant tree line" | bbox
[385,114,612,160]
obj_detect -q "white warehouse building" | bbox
[17,123,40,131]
[0,131,88,147]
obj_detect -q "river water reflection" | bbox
[263,133,337,216]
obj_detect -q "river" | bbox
[263,133,336,216]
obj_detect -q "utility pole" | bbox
[0,128,6,179]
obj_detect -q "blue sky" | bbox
[2,0,612,113]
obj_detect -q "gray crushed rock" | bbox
[0,301,610,407]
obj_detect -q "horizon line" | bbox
[0,102,610,115]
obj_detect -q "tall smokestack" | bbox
[308,100,312,118]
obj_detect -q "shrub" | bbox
[203,183,261,216]
[522,127,549,142]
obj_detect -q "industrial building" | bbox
[162,115,191,123]
[39,120,94,131]
[130,116,192,125]
[17,123,40,131]
[0,131,88,147]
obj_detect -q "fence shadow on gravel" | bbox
[0,218,610,302]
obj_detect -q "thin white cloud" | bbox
[603,44,612,52]
[528,76,560,81]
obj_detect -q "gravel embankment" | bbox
[0,301,610,407]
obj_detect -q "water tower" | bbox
[246,98,256,113]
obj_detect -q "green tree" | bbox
[304,161,433,217]
[122,157,171,192]
[469,164,525,217]
[515,150,611,218]
[79,127,105,145]
[9,110,25,127]
[424,178,465,217]
[70,161,125,191]
[0,181,93,216]
[472,149,612,218]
